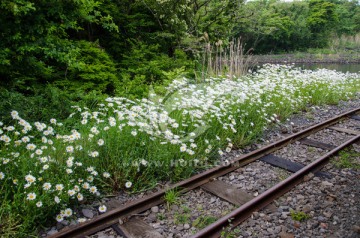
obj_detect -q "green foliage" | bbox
[88,0,241,99]
[54,40,119,95]
[174,205,192,224]
[174,213,191,225]
[333,148,360,169]
[164,189,181,209]
[0,85,106,125]
[220,226,241,238]
[157,213,166,220]
[234,0,310,53]
[0,201,26,238]
[235,0,360,53]
[192,216,218,229]
[335,0,360,35]
[0,1,121,126]
[0,86,72,124]
[0,0,118,88]
[118,44,194,98]
[290,210,310,222]
[307,0,338,47]
[2,0,359,110]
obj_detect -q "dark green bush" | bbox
[53,40,119,95]
[0,85,105,124]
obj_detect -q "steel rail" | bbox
[50,107,360,238]
[191,133,360,238]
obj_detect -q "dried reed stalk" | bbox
[201,37,253,79]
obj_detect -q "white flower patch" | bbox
[0,64,359,227]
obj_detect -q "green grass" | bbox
[332,148,360,169]
[0,201,29,238]
[307,147,316,153]
[220,227,241,238]
[290,210,310,222]
[192,216,218,229]
[275,167,289,181]
[174,213,191,224]
[157,213,166,220]
[173,205,192,225]
[181,205,191,213]
[164,189,181,210]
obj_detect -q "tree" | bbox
[233,0,309,53]
[307,0,339,47]
[0,0,118,94]
[334,0,360,35]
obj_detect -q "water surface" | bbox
[293,63,360,73]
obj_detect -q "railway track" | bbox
[49,107,360,238]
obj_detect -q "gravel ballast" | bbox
[233,152,359,238]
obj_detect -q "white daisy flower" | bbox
[180,144,187,152]
[97,139,105,146]
[35,149,42,155]
[55,184,64,191]
[39,157,48,163]
[78,218,87,223]
[125,181,132,188]
[43,183,51,190]
[77,193,84,201]
[25,174,36,184]
[11,110,19,119]
[27,192,36,200]
[89,151,99,157]
[66,146,74,153]
[54,196,61,204]
[99,205,107,213]
[89,186,97,194]
[56,214,64,222]
[26,143,36,150]
[68,190,76,196]
[82,182,90,189]
[64,208,73,217]
[22,136,30,143]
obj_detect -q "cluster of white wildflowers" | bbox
[68,64,359,169]
[0,64,359,226]
[0,111,115,224]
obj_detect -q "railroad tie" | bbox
[328,126,360,135]
[299,138,336,150]
[201,180,277,212]
[118,218,164,238]
[350,115,360,121]
[260,154,331,179]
